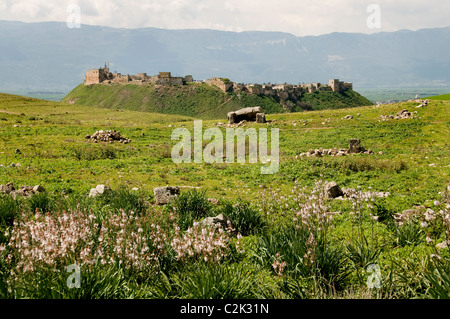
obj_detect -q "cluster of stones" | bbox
[299,139,374,158]
[324,181,390,200]
[406,99,430,108]
[0,182,45,198]
[85,130,131,144]
[379,109,417,121]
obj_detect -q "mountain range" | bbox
[1,20,449,91]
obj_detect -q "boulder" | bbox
[349,139,362,154]
[33,185,46,193]
[256,113,266,123]
[89,184,112,197]
[0,182,15,194]
[153,186,180,205]
[227,106,263,124]
[199,213,229,229]
[324,182,344,199]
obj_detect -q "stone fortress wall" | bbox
[84,65,193,86]
[84,65,353,102]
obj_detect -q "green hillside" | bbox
[427,93,450,100]
[62,82,373,120]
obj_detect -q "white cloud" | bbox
[0,0,448,36]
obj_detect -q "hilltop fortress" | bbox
[85,65,193,86]
[84,65,353,100]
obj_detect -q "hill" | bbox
[426,93,450,100]
[62,82,373,119]
[0,20,449,91]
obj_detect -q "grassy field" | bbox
[0,92,449,299]
[427,94,450,101]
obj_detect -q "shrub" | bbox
[28,192,58,214]
[220,199,265,236]
[172,262,258,299]
[95,187,148,216]
[171,189,213,230]
[395,221,425,247]
[71,145,118,161]
[424,259,450,299]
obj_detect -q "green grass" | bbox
[0,91,449,299]
[427,94,450,101]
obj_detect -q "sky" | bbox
[0,0,449,36]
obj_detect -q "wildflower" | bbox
[424,209,436,221]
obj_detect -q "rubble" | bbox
[379,109,417,121]
[85,130,131,144]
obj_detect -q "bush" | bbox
[28,192,54,214]
[71,145,118,161]
[424,259,450,299]
[94,187,148,216]
[10,264,136,299]
[172,262,258,299]
[171,189,213,230]
[220,199,265,236]
[396,221,425,247]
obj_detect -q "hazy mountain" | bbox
[1,20,449,91]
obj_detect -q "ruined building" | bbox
[84,65,193,86]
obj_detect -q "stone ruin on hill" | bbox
[85,130,131,144]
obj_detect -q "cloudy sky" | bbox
[0,0,449,36]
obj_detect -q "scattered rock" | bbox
[86,130,131,144]
[33,185,46,193]
[131,187,139,191]
[324,181,344,199]
[89,184,112,197]
[349,139,365,154]
[153,186,180,205]
[0,182,15,194]
[208,198,219,205]
[256,112,266,123]
[299,139,371,158]
[343,115,353,120]
[379,109,417,121]
[199,213,230,229]
[0,182,46,198]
